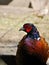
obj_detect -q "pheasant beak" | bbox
[19,27,25,31]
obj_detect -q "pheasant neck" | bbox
[27,32,40,40]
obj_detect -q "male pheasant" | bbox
[16,23,49,65]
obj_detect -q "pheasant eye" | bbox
[24,24,32,33]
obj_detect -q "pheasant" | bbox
[16,23,49,65]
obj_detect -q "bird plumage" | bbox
[16,23,49,65]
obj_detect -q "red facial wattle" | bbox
[24,24,32,33]
[25,27,32,33]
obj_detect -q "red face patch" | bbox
[23,24,32,33]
